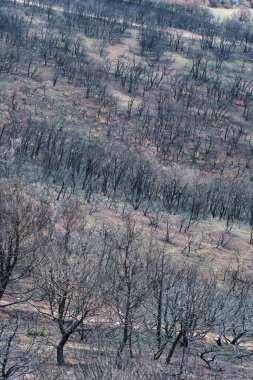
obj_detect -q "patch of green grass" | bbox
[137,332,157,346]
[48,88,62,97]
[27,327,47,337]
[0,81,9,90]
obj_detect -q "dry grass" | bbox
[210,6,253,20]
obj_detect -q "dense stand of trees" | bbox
[0,119,252,235]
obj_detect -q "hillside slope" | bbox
[0,0,253,378]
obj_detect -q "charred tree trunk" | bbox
[166,330,183,365]
[57,335,69,366]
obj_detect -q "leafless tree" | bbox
[35,200,105,365]
[104,216,151,361]
[0,182,50,305]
